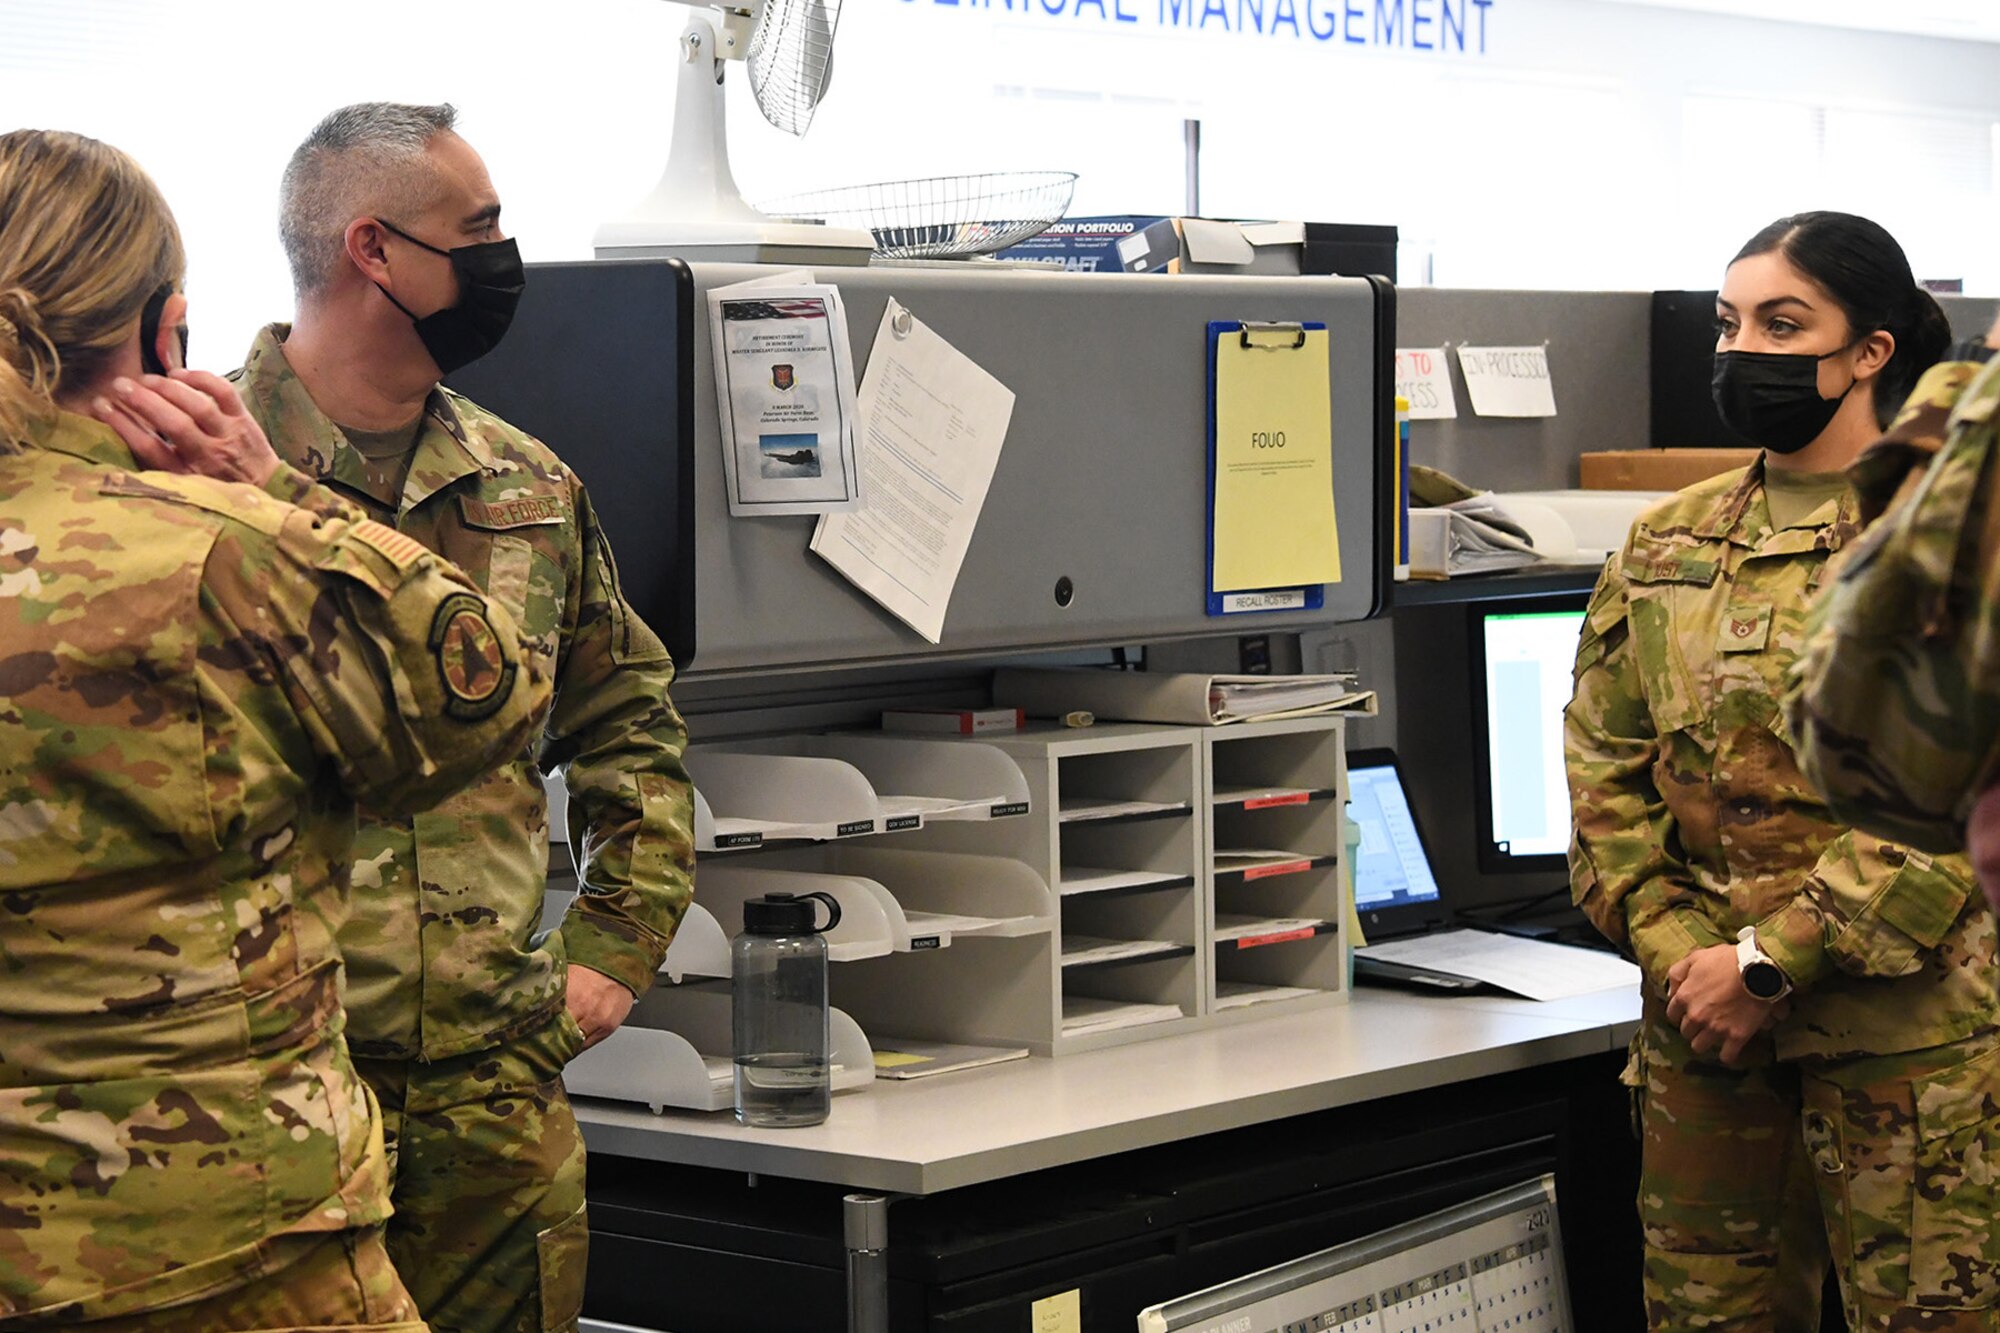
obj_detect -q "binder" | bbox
[1205,320,1340,616]
[993,666,1374,727]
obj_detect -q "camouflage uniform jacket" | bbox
[1787,359,2000,853]
[1566,456,1996,1063]
[0,411,549,1318]
[234,325,695,1062]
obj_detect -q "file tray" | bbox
[696,863,950,958]
[685,749,889,847]
[725,733,1032,824]
[756,846,1054,940]
[565,984,874,1115]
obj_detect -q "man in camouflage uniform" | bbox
[233,103,696,1333]
[0,395,550,1322]
[1787,338,2000,868]
[1567,455,2000,1330]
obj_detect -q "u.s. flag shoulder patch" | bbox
[352,519,429,572]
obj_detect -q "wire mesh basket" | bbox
[759,172,1079,259]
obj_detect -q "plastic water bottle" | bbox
[732,891,842,1127]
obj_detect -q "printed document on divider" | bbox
[811,299,1016,644]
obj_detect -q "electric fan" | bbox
[595,0,876,263]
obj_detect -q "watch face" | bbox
[1743,961,1786,1000]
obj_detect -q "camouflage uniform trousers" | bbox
[354,1014,591,1333]
[1632,1002,2000,1330]
[1630,1003,1831,1332]
[1802,1033,2000,1331]
[48,1226,424,1332]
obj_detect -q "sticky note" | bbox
[1031,1288,1082,1333]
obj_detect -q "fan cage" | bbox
[747,0,839,136]
[760,172,1079,258]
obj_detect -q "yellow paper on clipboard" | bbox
[1211,326,1341,593]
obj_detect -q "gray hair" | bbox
[279,102,458,298]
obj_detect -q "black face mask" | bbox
[1942,335,1998,365]
[372,220,524,375]
[1711,345,1858,455]
[138,283,188,377]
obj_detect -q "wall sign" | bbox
[903,0,1496,54]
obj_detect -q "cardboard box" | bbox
[997,216,1302,275]
[994,216,1175,274]
[998,217,1398,279]
[1580,448,1759,492]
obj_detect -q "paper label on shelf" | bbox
[909,936,944,951]
[1243,792,1311,810]
[1244,858,1316,881]
[1221,589,1308,614]
[991,801,1030,818]
[836,819,877,838]
[1236,927,1317,948]
[884,814,923,832]
[713,832,763,850]
[1032,1289,1082,1333]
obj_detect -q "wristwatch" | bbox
[1735,926,1792,1002]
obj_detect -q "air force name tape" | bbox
[429,591,517,721]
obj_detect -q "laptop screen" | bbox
[1348,756,1442,914]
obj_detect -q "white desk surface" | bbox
[576,986,1643,1195]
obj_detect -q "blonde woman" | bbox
[0,129,548,1329]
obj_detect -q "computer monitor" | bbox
[1467,594,1590,876]
[1346,749,1448,941]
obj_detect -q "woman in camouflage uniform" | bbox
[1567,212,2000,1331]
[0,130,550,1329]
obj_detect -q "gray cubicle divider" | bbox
[1395,289,1654,494]
[686,263,1392,676]
[1395,289,2000,497]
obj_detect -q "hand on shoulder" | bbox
[92,369,280,487]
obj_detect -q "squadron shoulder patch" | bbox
[429,592,517,720]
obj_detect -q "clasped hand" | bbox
[1665,942,1787,1066]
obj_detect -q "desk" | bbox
[577,988,1643,1332]
[577,988,1639,1194]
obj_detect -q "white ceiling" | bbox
[1593,0,2000,43]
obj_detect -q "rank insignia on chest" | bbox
[1718,604,1772,653]
[430,592,518,720]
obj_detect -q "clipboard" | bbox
[1205,319,1340,617]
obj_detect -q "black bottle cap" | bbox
[743,893,816,936]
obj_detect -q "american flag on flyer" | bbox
[721,298,829,321]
